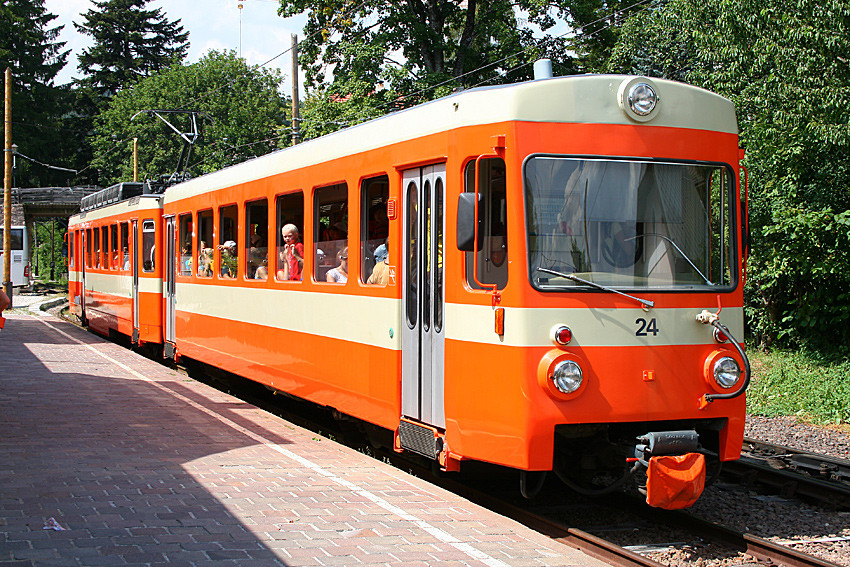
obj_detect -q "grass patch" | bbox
[747,348,850,425]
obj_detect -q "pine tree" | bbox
[0,0,71,187]
[75,0,189,100]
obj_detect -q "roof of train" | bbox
[69,194,162,226]
[163,74,736,204]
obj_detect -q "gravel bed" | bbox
[745,415,850,459]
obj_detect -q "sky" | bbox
[44,0,307,95]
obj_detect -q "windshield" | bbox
[525,157,735,290]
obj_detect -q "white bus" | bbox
[0,225,30,287]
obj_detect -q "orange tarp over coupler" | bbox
[646,453,706,510]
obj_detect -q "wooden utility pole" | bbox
[291,34,300,145]
[3,68,12,306]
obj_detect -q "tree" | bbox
[543,0,653,72]
[0,0,72,187]
[75,0,189,100]
[279,0,572,136]
[91,51,288,185]
[608,0,850,351]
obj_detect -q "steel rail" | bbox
[636,505,844,567]
[723,437,850,508]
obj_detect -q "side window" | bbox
[275,192,305,281]
[178,213,193,276]
[101,226,109,269]
[361,175,390,284]
[197,209,214,278]
[120,223,129,270]
[218,204,238,279]
[246,199,268,280]
[69,231,75,269]
[142,220,156,272]
[86,229,92,268]
[464,158,508,290]
[110,224,118,270]
[314,183,348,283]
[93,226,101,268]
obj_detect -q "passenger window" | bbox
[178,213,193,276]
[361,175,390,284]
[142,220,156,272]
[464,158,508,290]
[275,192,304,281]
[86,229,92,268]
[69,231,75,269]
[110,224,118,270]
[218,204,238,279]
[120,223,129,270]
[246,199,268,280]
[93,227,101,268]
[314,183,348,282]
[197,209,214,278]
[101,226,107,269]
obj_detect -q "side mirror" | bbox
[457,192,484,252]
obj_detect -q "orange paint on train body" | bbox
[74,76,748,504]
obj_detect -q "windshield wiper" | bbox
[536,267,654,310]
[626,233,713,286]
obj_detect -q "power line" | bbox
[322,0,661,130]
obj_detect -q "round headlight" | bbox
[628,83,657,116]
[552,360,583,394]
[713,356,741,389]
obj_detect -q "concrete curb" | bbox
[27,296,67,317]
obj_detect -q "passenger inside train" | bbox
[326,247,348,283]
[277,223,304,281]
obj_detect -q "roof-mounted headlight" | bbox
[618,77,660,122]
[628,83,657,116]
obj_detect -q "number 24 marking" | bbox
[635,318,659,336]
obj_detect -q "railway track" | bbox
[722,438,850,508]
[57,306,849,567]
[394,454,845,567]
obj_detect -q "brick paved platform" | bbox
[0,312,609,567]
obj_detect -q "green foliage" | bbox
[608,0,850,351]
[31,220,66,280]
[546,0,648,73]
[279,0,569,136]
[75,0,189,100]
[91,51,288,185]
[747,349,850,424]
[0,0,75,187]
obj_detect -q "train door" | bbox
[401,164,446,442]
[131,220,139,343]
[164,216,176,348]
[80,229,87,323]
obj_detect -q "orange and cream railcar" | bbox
[75,74,751,509]
[68,184,164,345]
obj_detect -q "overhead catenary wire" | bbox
[187,1,663,173]
[323,0,661,129]
[14,150,78,174]
[76,0,373,178]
